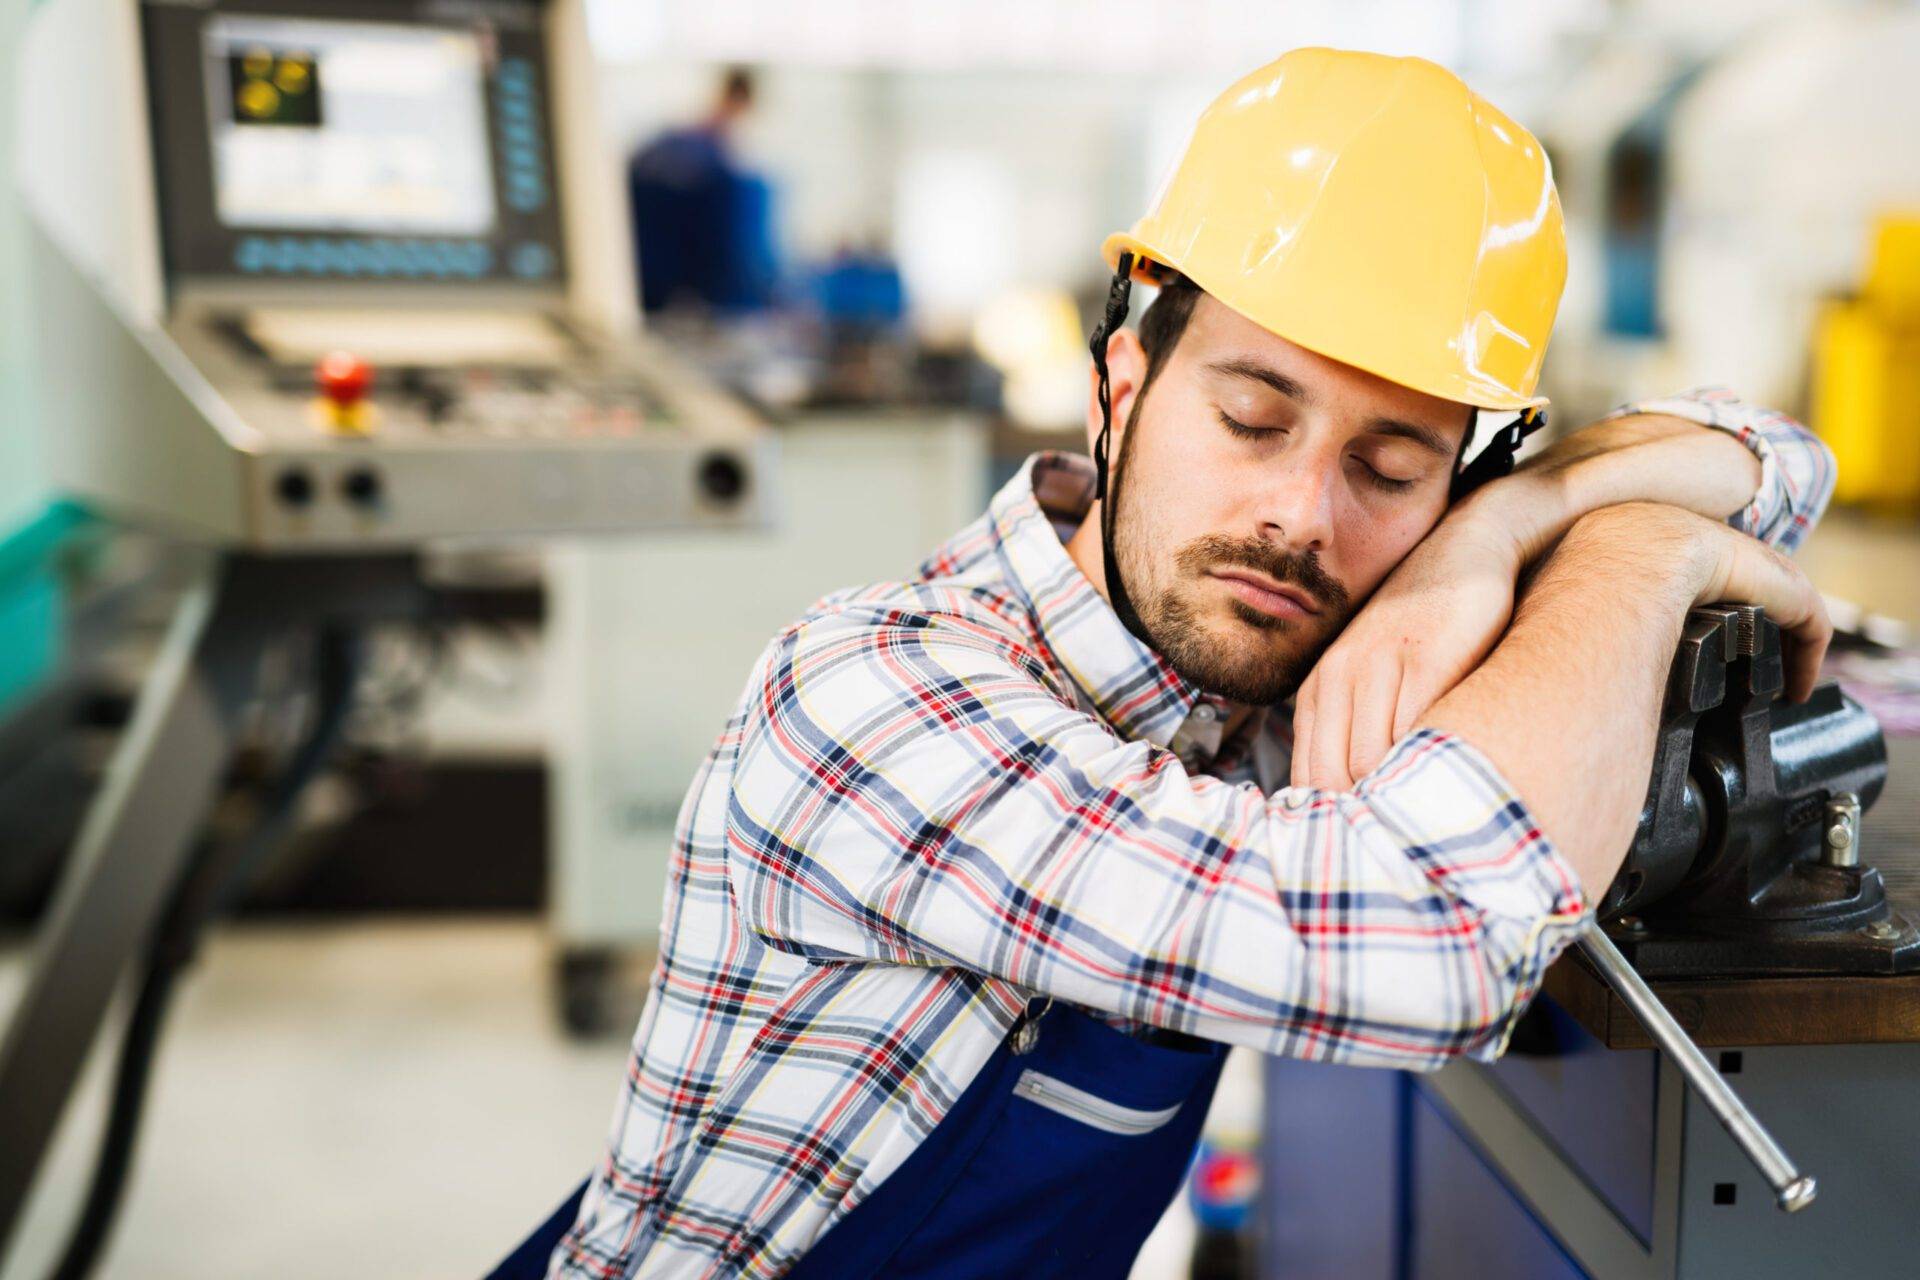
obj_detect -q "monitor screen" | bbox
[204,16,496,236]
[144,0,567,290]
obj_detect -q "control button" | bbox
[697,452,748,504]
[340,467,383,508]
[274,468,315,508]
[401,366,458,425]
[317,350,371,403]
[313,350,376,435]
[421,386,456,424]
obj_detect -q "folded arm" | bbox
[1589,387,1837,553]
[1419,502,1830,898]
[1486,386,1837,562]
[731,507,1827,1069]
[1293,389,1838,788]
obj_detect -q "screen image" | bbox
[203,15,497,236]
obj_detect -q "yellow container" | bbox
[1810,213,1920,510]
[1864,215,1920,317]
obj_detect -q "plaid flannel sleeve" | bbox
[725,601,1587,1070]
[1603,386,1836,553]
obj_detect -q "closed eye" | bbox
[1351,457,1416,493]
[1216,409,1276,442]
[1222,410,1418,493]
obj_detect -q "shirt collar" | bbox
[982,453,1236,754]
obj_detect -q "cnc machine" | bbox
[0,0,771,1266]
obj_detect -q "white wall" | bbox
[1661,5,1920,410]
[0,0,48,531]
[594,59,1224,331]
[585,1,1617,335]
[585,0,1476,73]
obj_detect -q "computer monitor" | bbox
[143,0,568,290]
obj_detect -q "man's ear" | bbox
[1084,328,1149,454]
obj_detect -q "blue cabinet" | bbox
[1260,1003,1656,1280]
[1406,1085,1587,1280]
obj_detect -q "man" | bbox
[533,48,1834,1279]
[627,67,775,316]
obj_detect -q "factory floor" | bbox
[0,921,621,1280]
[0,920,1197,1280]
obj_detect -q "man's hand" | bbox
[1686,508,1833,701]
[1418,502,1831,896]
[1290,504,1525,790]
[1573,502,1831,703]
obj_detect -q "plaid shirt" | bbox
[552,389,1832,1279]
[1600,386,1833,554]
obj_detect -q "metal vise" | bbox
[1600,604,1917,976]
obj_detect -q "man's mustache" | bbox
[1175,535,1351,617]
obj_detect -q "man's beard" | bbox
[1135,532,1352,704]
[1108,415,1353,705]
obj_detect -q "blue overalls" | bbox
[488,998,1227,1279]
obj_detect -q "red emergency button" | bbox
[313,350,376,435]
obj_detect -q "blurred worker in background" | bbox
[503,47,1837,1280]
[627,66,777,316]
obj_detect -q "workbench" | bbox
[1257,737,1920,1279]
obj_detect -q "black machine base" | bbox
[1606,901,1920,978]
[1599,604,1912,981]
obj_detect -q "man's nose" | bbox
[1256,456,1337,552]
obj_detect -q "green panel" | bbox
[0,563,57,711]
[0,499,86,715]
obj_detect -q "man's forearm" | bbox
[1457,414,1763,566]
[1417,508,1701,899]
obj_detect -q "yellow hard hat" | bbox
[1103,47,1565,410]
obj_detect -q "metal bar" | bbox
[0,559,261,1261]
[1578,921,1817,1213]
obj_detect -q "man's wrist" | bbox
[1560,502,1717,612]
[1448,467,1571,569]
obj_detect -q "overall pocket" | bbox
[870,1003,1227,1279]
[1012,1069,1186,1136]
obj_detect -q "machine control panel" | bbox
[159,305,768,548]
[299,363,667,440]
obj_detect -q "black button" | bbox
[697,452,748,504]
[275,468,314,508]
[341,468,382,507]
[421,386,457,423]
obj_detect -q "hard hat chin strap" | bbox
[1089,254,1157,649]
[1451,407,1548,502]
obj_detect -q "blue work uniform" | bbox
[489,999,1225,1278]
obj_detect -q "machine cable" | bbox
[43,628,363,1280]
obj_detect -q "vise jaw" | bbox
[1600,604,1916,977]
